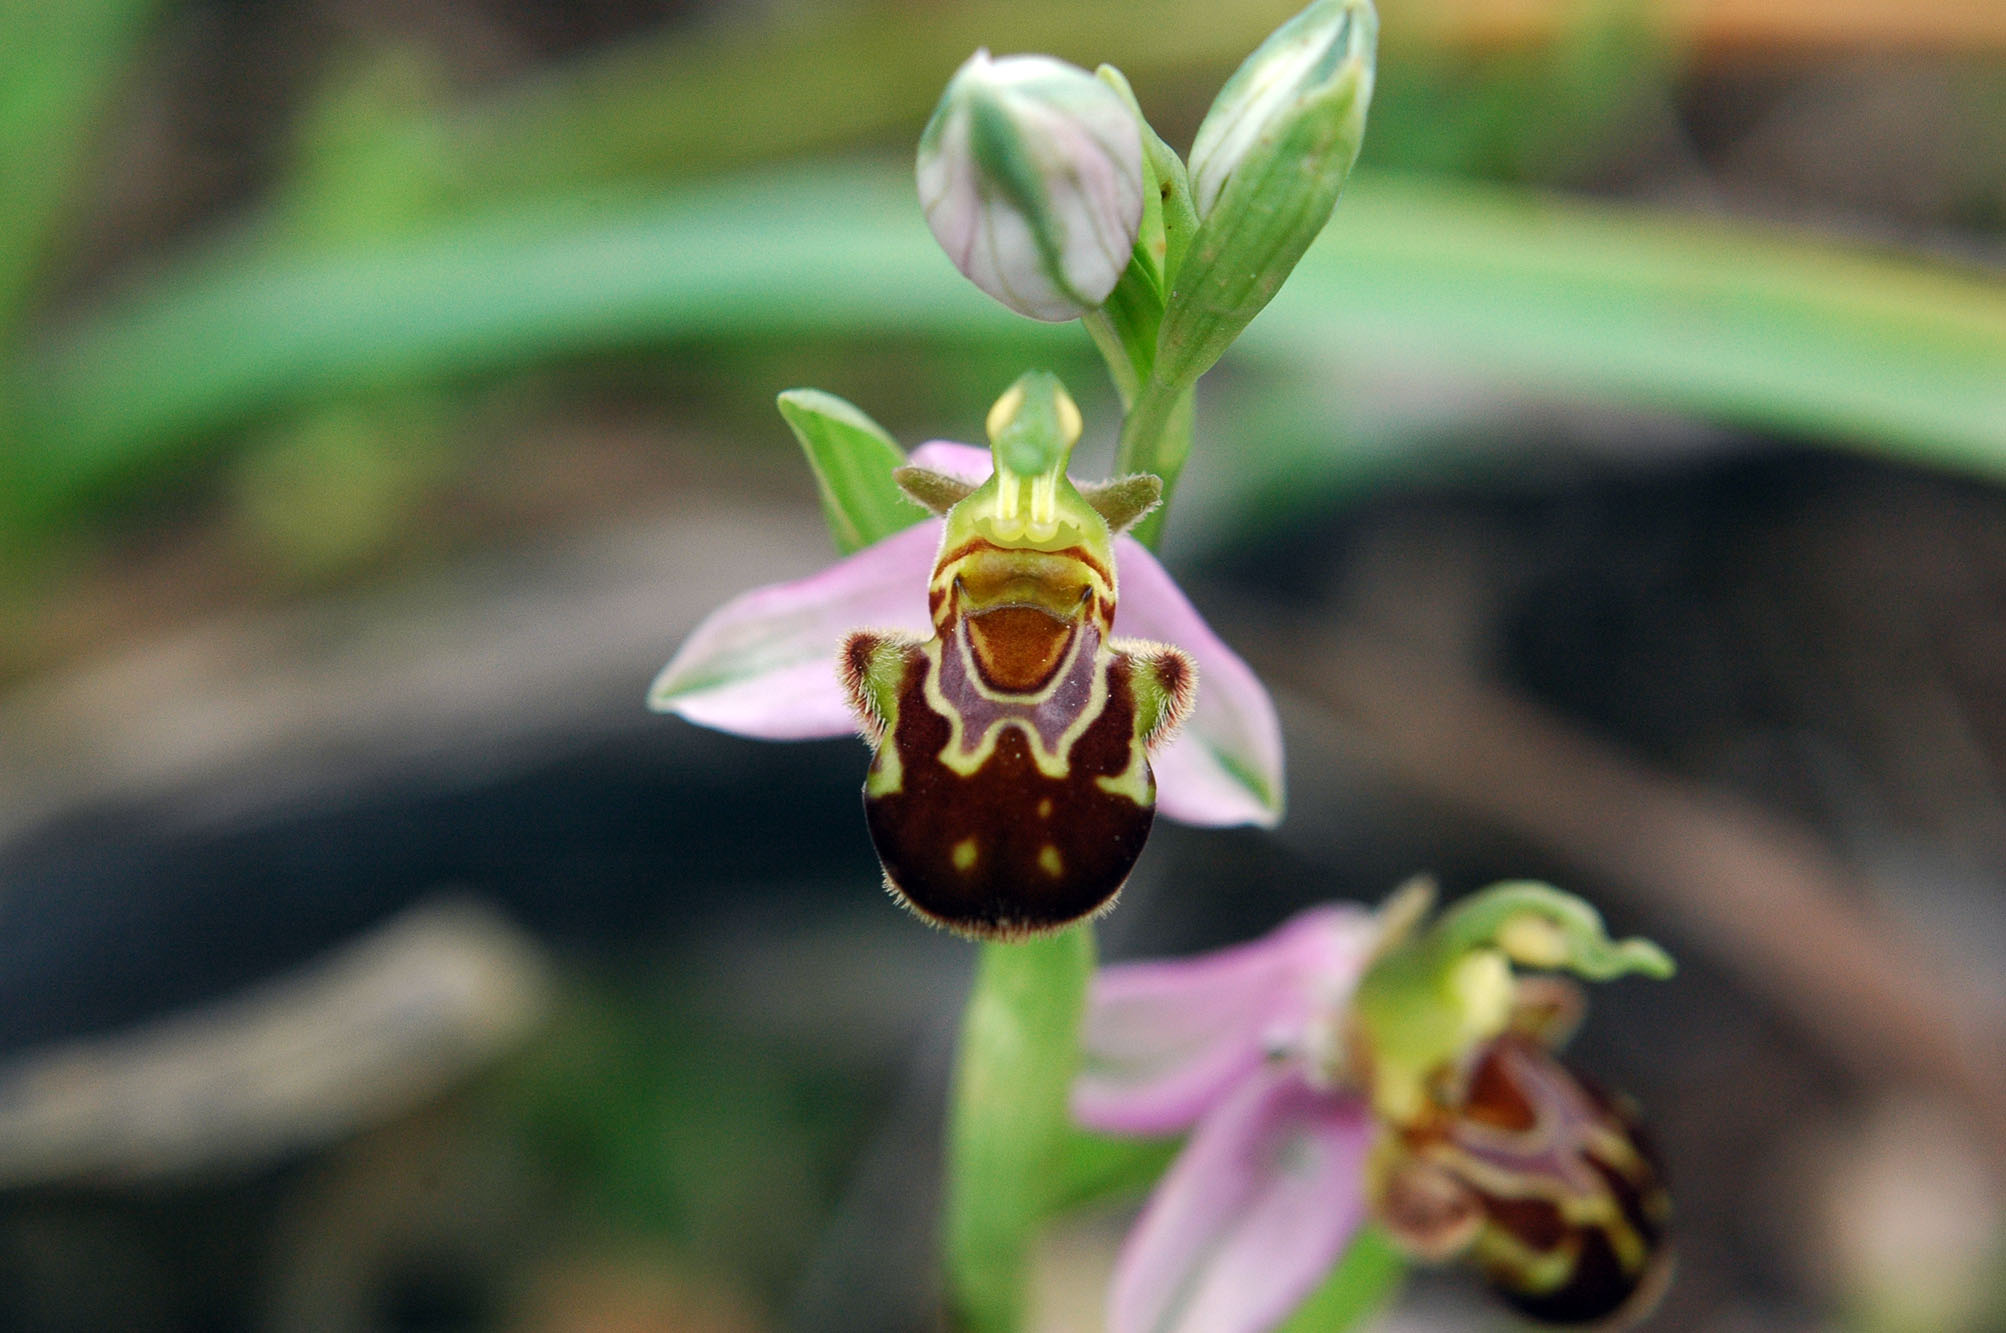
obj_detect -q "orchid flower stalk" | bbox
[650,5,1385,1328]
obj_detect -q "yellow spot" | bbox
[1054,386,1082,446]
[952,838,979,873]
[1037,799,1053,819]
[1450,951,1514,1043]
[986,384,1026,440]
[1498,914,1569,969]
[1038,845,1064,877]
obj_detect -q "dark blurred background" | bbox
[0,1,2003,1329]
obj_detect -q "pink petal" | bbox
[1109,1067,1373,1333]
[1113,539,1285,828]
[1074,906,1374,1135]
[647,520,939,737]
[906,439,993,481]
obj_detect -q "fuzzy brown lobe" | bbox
[864,646,1153,938]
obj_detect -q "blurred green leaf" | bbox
[0,0,159,340]
[777,388,919,554]
[279,45,458,246]
[375,0,1311,209]
[1275,1226,1406,1332]
[14,163,2005,520]
[1363,0,1679,184]
[1284,174,2006,477]
[228,397,459,584]
[1048,1127,1180,1213]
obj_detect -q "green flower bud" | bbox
[1157,0,1377,383]
[917,51,1145,323]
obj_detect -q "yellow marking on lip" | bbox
[1038,845,1064,877]
[1037,799,1053,819]
[952,838,979,873]
[1094,737,1154,807]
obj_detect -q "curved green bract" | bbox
[1435,881,1674,983]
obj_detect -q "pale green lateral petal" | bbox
[838,628,914,744]
[893,464,979,517]
[1081,473,1163,534]
[1119,640,1197,751]
[776,387,920,553]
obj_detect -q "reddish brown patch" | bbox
[965,605,1075,692]
[1491,1226,1642,1327]
[1378,1160,1483,1261]
[838,631,888,741]
[1462,1045,1539,1131]
[862,650,1152,938]
[1477,1044,1670,1326]
[1486,1195,1569,1252]
[1389,1038,1672,1328]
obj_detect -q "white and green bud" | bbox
[1157,0,1377,383]
[917,52,1145,323]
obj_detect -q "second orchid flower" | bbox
[1076,880,1676,1333]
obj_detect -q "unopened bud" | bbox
[1158,0,1377,383]
[917,52,1145,322]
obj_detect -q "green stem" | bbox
[1275,1227,1408,1332]
[1081,307,1143,409]
[1113,373,1195,549]
[943,926,1096,1333]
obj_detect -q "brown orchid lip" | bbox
[864,641,1154,940]
[1375,1036,1672,1330]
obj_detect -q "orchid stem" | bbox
[1113,372,1194,550]
[943,925,1096,1333]
[939,279,1192,1332]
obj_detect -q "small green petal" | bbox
[777,388,921,553]
[893,464,979,517]
[1351,879,1671,1124]
[1435,882,1676,983]
[1079,473,1163,534]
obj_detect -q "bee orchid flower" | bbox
[650,374,1284,938]
[1074,881,1676,1333]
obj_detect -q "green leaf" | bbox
[1276,1226,1407,1332]
[0,0,161,341]
[1047,1127,1181,1214]
[775,388,918,553]
[943,927,1095,1333]
[1274,173,2006,478]
[15,164,2006,523]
